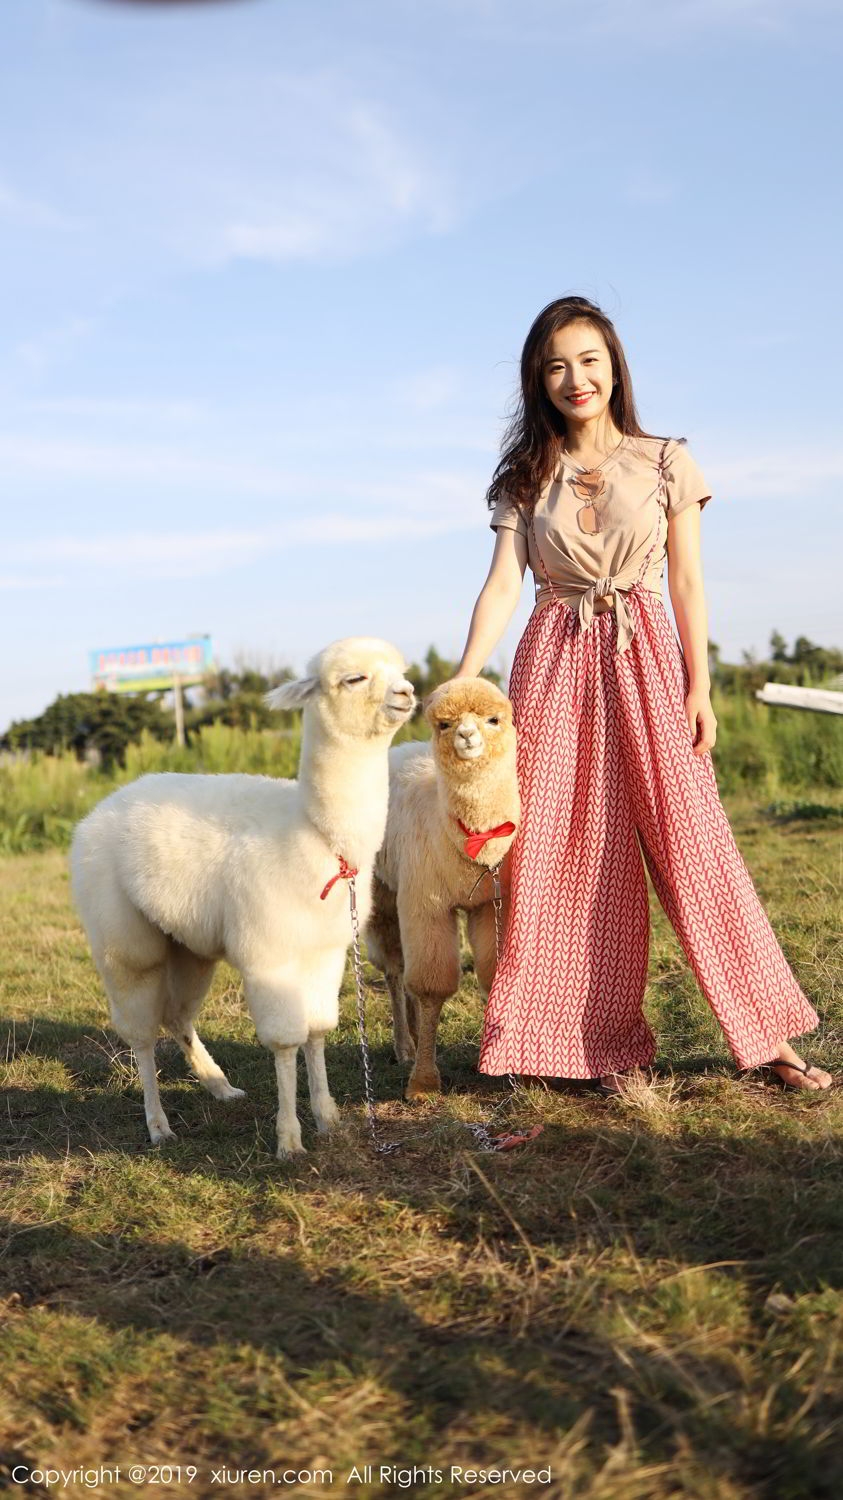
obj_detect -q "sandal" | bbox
[593,1072,631,1097]
[594,1066,653,1097]
[756,1058,833,1091]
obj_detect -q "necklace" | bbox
[559,434,626,535]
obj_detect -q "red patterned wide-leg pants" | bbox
[478,589,820,1078]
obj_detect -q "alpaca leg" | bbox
[132,1039,174,1145]
[365,875,413,1060]
[406,989,419,1045]
[273,1045,304,1157]
[246,964,338,1157]
[108,972,172,1145]
[304,1033,341,1135]
[400,905,460,1100]
[466,901,499,996]
[79,876,173,1142]
[387,973,415,1062]
[164,942,244,1101]
[405,993,448,1098]
[178,1027,244,1101]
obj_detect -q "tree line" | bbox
[2,635,838,773]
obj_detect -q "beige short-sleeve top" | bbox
[489,435,711,653]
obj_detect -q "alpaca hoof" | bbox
[213,1083,246,1102]
[276,1123,305,1158]
[405,1071,442,1100]
[395,1039,417,1064]
[147,1119,175,1146]
[314,1098,341,1134]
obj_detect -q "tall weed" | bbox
[0,724,301,852]
[1,694,840,853]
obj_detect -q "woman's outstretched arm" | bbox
[455,525,529,677]
[666,503,717,755]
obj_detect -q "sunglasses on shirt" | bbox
[569,469,605,535]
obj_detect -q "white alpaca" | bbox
[70,638,415,1157]
[366,677,519,1098]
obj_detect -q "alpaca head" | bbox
[266,637,416,741]
[424,678,515,773]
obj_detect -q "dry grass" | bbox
[1,793,842,1499]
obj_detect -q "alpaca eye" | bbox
[344,674,368,686]
[437,720,452,730]
[487,716,499,725]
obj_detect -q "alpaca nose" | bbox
[387,679,416,712]
[456,719,481,746]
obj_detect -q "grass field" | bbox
[2,692,842,855]
[1,791,842,1499]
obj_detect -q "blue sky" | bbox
[2,0,841,728]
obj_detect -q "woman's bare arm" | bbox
[455,526,529,677]
[666,503,717,753]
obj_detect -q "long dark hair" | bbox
[487,295,664,512]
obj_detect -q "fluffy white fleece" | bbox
[70,637,415,1156]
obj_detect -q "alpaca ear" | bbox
[423,686,446,722]
[265,677,319,712]
[423,684,450,717]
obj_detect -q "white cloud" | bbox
[0,407,497,489]
[0,176,80,232]
[0,573,65,591]
[0,431,291,493]
[60,70,456,271]
[15,316,96,377]
[2,472,484,583]
[21,396,205,424]
[707,449,843,499]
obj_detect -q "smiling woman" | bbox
[454,294,832,1098]
[487,294,654,514]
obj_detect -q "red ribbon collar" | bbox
[320,854,359,901]
[457,816,516,861]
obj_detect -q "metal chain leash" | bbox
[461,862,524,1150]
[348,862,544,1156]
[348,873,401,1155]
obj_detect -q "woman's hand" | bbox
[455,525,528,678]
[685,687,717,754]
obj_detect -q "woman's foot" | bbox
[598,1072,625,1095]
[597,1067,650,1095]
[763,1043,832,1091]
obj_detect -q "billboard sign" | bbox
[90,636,214,694]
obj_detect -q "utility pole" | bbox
[173,674,185,746]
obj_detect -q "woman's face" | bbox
[542,321,615,429]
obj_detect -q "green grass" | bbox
[1,794,842,1498]
[0,725,304,854]
[2,694,841,854]
[0,718,430,855]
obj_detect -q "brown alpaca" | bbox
[365,678,519,1098]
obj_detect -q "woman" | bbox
[455,295,830,1093]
